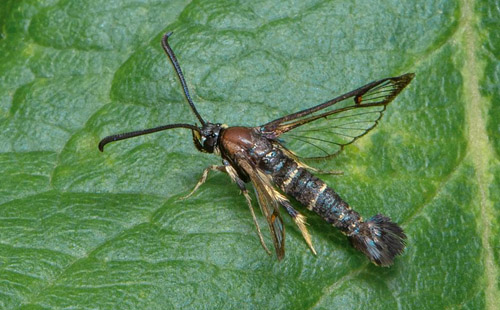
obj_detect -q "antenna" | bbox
[98,32,207,152]
[161,32,205,125]
[98,123,200,152]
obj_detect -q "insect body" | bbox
[99,32,414,266]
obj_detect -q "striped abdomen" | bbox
[261,149,362,236]
[260,147,406,266]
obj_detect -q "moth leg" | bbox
[278,198,317,255]
[180,165,225,200]
[241,188,272,256]
[307,167,344,176]
[223,161,272,256]
[276,144,342,175]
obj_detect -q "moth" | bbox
[99,32,414,266]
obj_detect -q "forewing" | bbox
[237,159,285,260]
[260,73,414,159]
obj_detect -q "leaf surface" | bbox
[0,0,498,309]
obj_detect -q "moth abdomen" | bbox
[313,187,362,233]
[262,149,406,266]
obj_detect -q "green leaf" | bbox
[0,0,498,309]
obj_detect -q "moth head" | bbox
[193,122,225,153]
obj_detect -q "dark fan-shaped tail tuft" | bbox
[348,214,406,267]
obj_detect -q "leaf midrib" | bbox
[460,0,499,308]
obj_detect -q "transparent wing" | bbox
[260,73,414,159]
[237,159,285,260]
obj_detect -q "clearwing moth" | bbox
[99,32,414,266]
